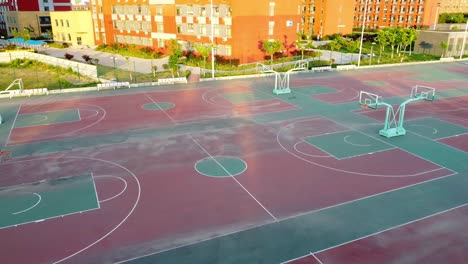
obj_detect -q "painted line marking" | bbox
[144,92,177,124]
[343,135,372,147]
[91,172,101,209]
[5,104,21,146]
[190,134,278,222]
[94,175,128,203]
[312,253,324,264]
[12,193,42,215]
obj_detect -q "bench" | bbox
[157,77,188,85]
[311,66,333,72]
[336,64,357,71]
[23,88,49,97]
[97,82,130,91]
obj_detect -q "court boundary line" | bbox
[190,134,278,222]
[115,172,458,264]
[194,156,248,177]
[293,141,331,158]
[312,253,324,264]
[91,172,101,209]
[5,104,21,146]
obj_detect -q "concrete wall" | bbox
[415,30,468,57]
[0,51,98,78]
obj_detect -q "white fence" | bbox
[0,51,98,79]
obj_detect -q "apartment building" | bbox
[300,0,355,38]
[50,9,95,46]
[0,0,72,37]
[353,0,441,29]
[90,0,302,63]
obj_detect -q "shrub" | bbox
[82,54,91,63]
[64,53,74,60]
[62,43,69,48]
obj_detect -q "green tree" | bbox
[21,28,31,42]
[295,33,315,60]
[440,41,448,58]
[375,29,389,64]
[194,43,213,68]
[329,39,342,64]
[168,39,182,77]
[262,39,282,65]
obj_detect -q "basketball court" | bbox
[0,61,467,264]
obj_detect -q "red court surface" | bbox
[0,62,467,264]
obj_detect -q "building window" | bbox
[200,7,206,16]
[156,5,163,15]
[60,19,63,27]
[213,25,219,36]
[158,39,164,48]
[77,37,82,45]
[44,6,49,11]
[66,20,69,27]
[55,19,58,26]
[199,24,206,35]
[177,25,181,33]
[188,23,194,32]
[157,22,163,32]
[226,26,231,37]
[68,34,71,41]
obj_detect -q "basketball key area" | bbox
[0,62,467,263]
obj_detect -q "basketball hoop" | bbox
[362,103,369,109]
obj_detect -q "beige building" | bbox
[5,11,51,38]
[415,28,468,57]
[50,10,95,46]
[439,0,468,13]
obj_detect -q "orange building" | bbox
[300,0,355,38]
[89,0,303,64]
[353,0,440,30]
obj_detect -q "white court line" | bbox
[436,132,468,141]
[312,253,324,264]
[143,92,177,124]
[407,130,468,155]
[53,156,141,263]
[311,202,468,255]
[407,124,438,134]
[343,135,372,147]
[280,253,311,264]
[293,141,331,158]
[319,116,455,173]
[277,118,447,177]
[5,104,21,146]
[90,172,100,209]
[94,175,128,203]
[12,193,42,215]
[190,134,278,222]
[29,115,48,124]
[116,172,459,264]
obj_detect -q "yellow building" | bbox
[50,10,95,46]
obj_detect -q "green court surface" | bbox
[220,91,274,104]
[295,85,337,95]
[406,117,467,139]
[363,80,388,86]
[304,130,394,159]
[14,109,80,128]
[0,173,99,229]
[410,66,468,82]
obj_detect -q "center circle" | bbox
[142,102,175,110]
[195,156,247,177]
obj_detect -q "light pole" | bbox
[460,20,468,59]
[370,42,376,65]
[357,0,369,67]
[433,3,440,30]
[210,0,215,78]
[112,56,118,81]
